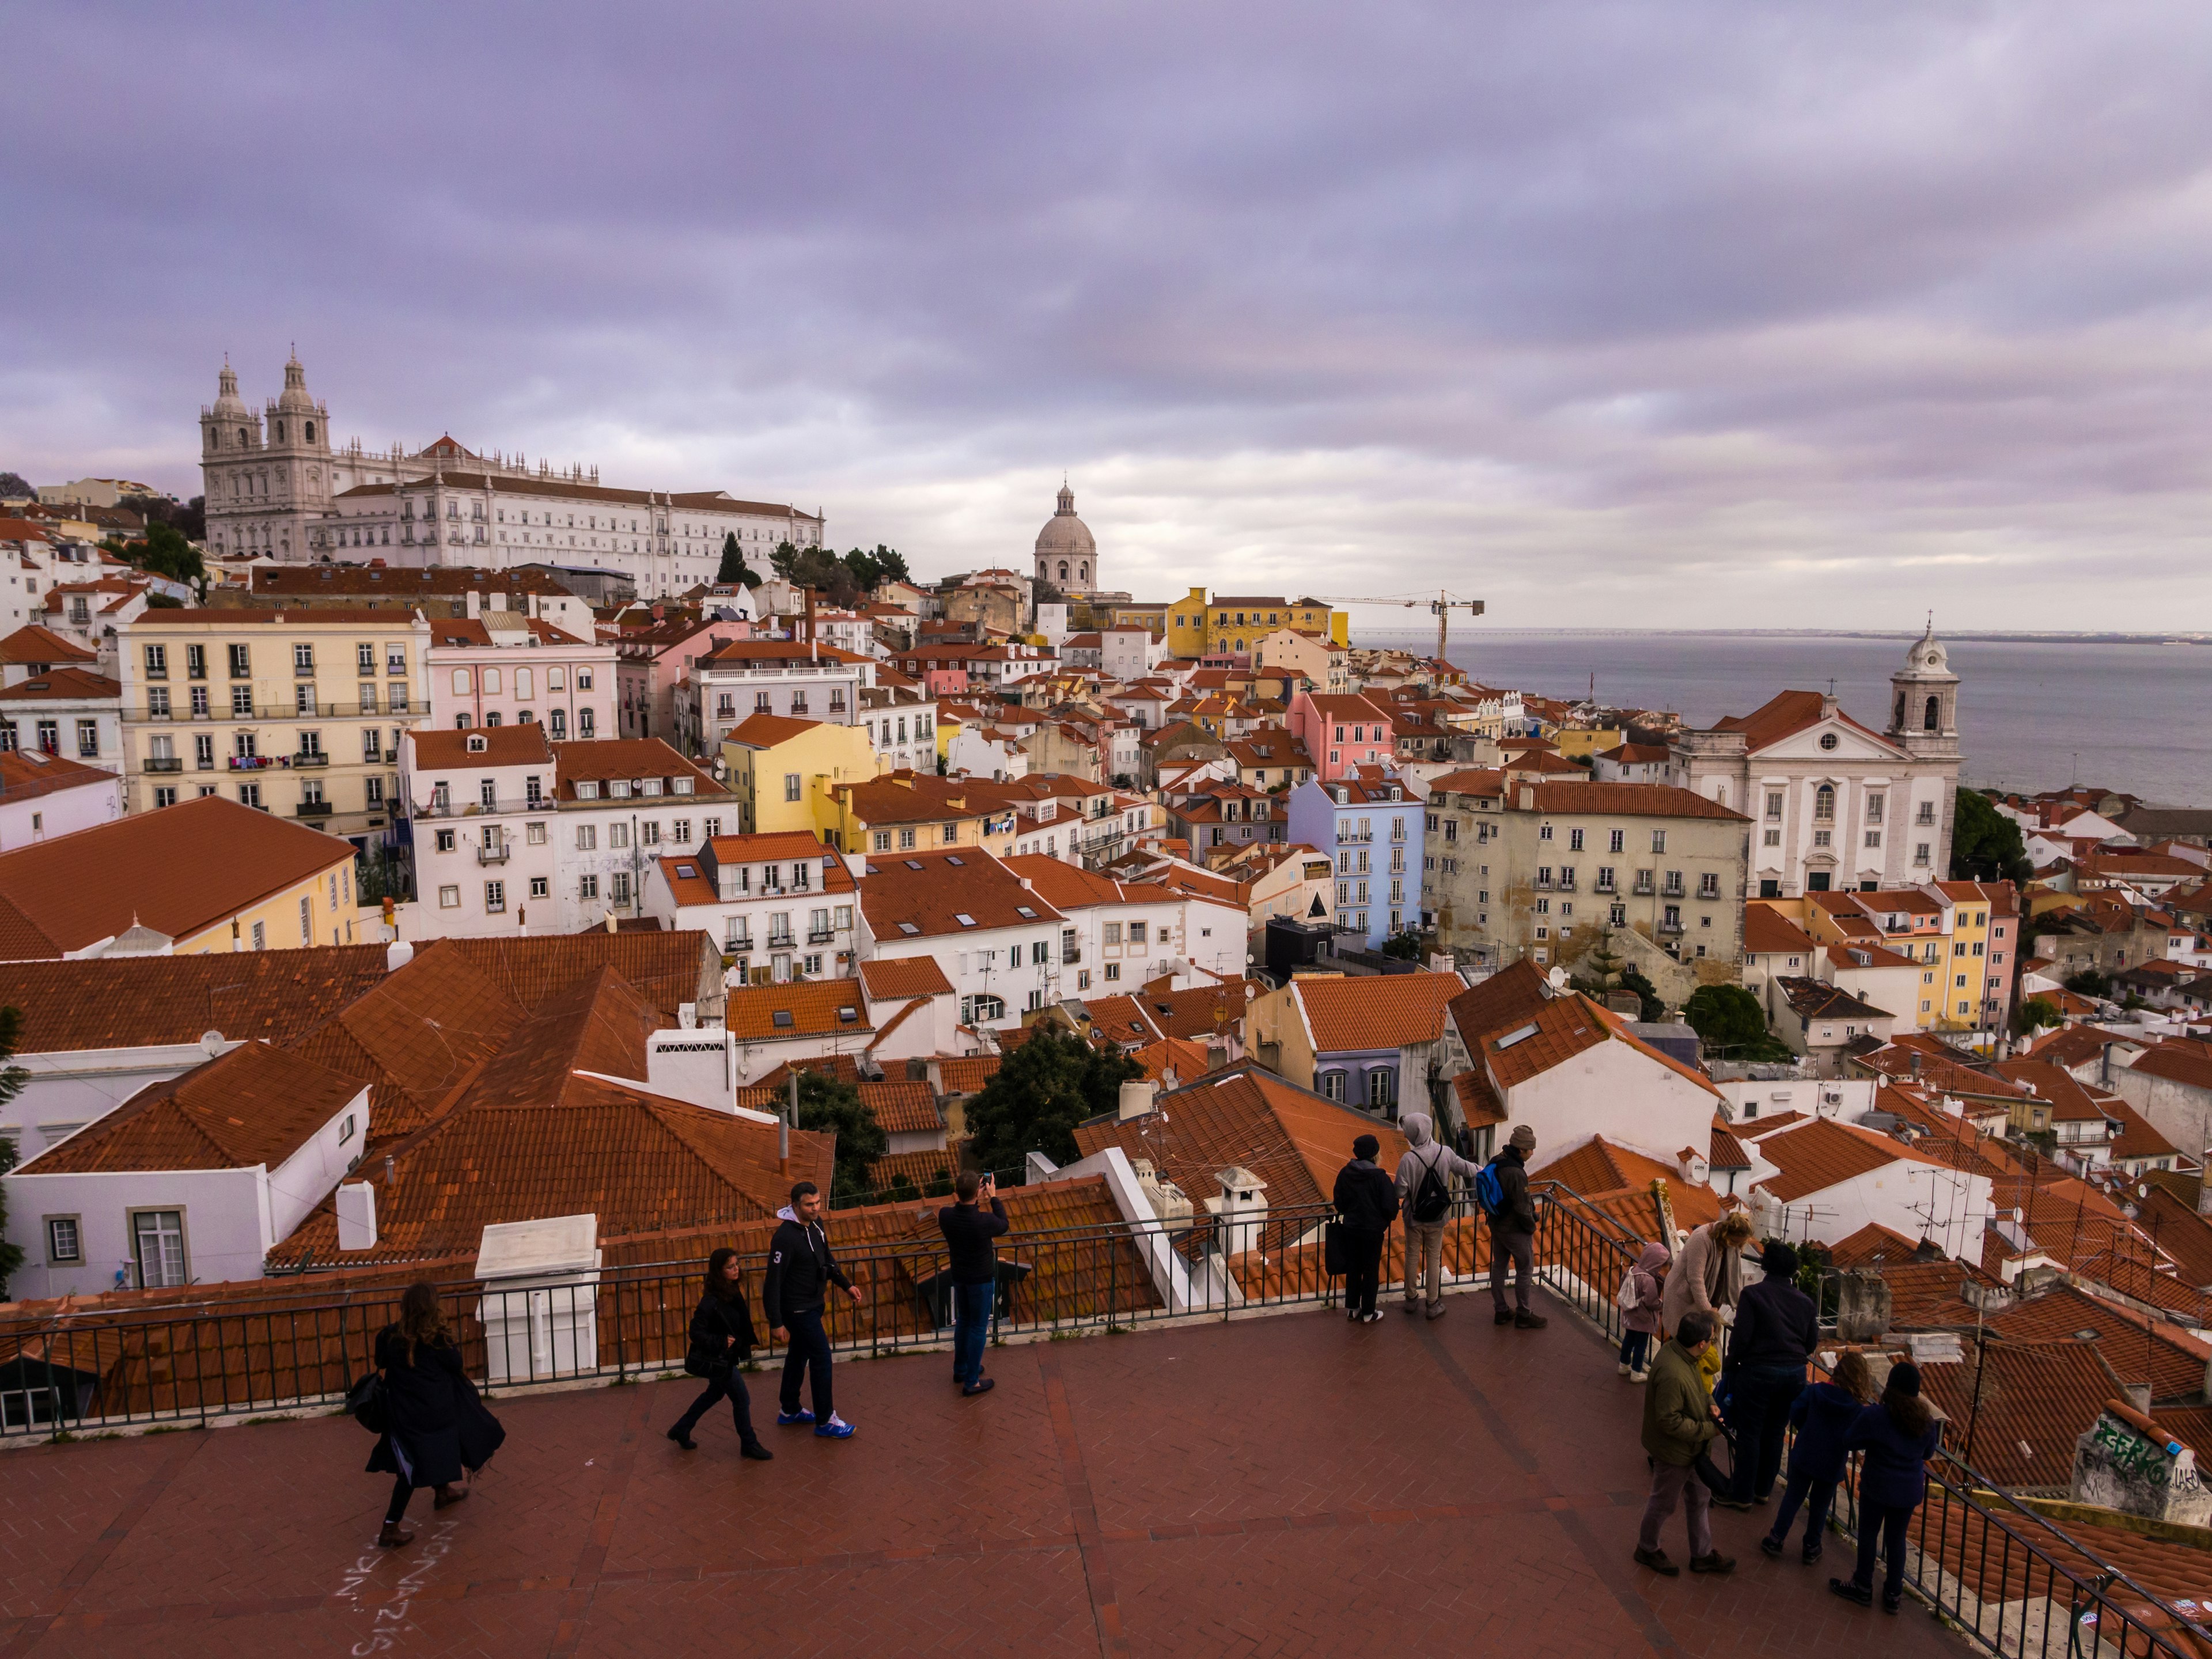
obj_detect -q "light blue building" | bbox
[1284,768,1426,949]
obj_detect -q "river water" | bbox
[1353,630,2212,805]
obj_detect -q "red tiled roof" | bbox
[859,846,1065,940]
[551,737,728,800]
[0,666,120,703]
[722,711,822,748]
[0,749,116,804]
[17,1040,366,1173]
[0,794,353,959]
[858,1079,941,1136]
[2129,1040,2212,1094]
[0,945,389,1052]
[1917,1341,2125,1491]
[1751,1116,1938,1204]
[1743,904,1822,959]
[1525,781,1749,822]
[857,956,955,1001]
[1709,688,1893,755]
[408,723,555,768]
[0,624,94,665]
[723,979,870,1041]
[1293,971,1461,1054]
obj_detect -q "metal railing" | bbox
[0,1185,2195,1659]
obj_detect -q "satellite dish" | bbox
[2012,1207,2025,1226]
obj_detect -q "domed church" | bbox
[1035,483,1099,596]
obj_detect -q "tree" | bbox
[130,521,204,589]
[715,532,760,589]
[871,545,911,585]
[1952,789,2032,885]
[965,1029,1143,1179]
[0,471,29,500]
[2065,968,2111,999]
[839,547,882,592]
[2012,996,2060,1037]
[792,1071,887,1206]
[1619,965,1666,1023]
[0,1007,29,1298]
[1682,983,1774,1056]
[1576,927,1629,995]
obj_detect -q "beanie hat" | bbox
[1888,1359,1922,1398]
[1353,1133,1380,1161]
[1760,1240,1800,1281]
[1509,1124,1536,1154]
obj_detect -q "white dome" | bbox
[1035,483,1096,561]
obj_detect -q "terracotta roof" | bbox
[0,794,353,959]
[1524,781,1749,822]
[0,749,116,804]
[857,956,955,1001]
[423,616,585,647]
[0,625,94,666]
[1854,1041,2033,1101]
[1978,1283,2212,1403]
[0,945,391,1053]
[865,1146,963,1194]
[1129,979,1255,1044]
[1918,1340,2126,1491]
[1709,1122,1752,1169]
[858,846,1066,940]
[1751,1116,1940,1204]
[1778,976,1892,1024]
[1991,1059,2124,1124]
[2129,1040,2212,1094]
[551,737,728,801]
[408,723,555,768]
[723,979,870,1041]
[1125,1036,1214,1085]
[1707,688,1895,756]
[933,1055,1001,1096]
[858,1079,942,1135]
[1073,993,1168,1047]
[1445,959,1554,1047]
[722,711,822,748]
[1452,1067,1505,1127]
[0,667,120,703]
[17,1040,366,1174]
[700,638,869,666]
[1743,904,1822,959]
[1293,971,1462,1054]
[1536,1135,1727,1240]
[427,932,717,1027]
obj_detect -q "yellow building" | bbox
[1132,589,1349,661]
[118,607,432,844]
[821,772,1021,859]
[1553,728,1626,762]
[1801,884,2006,1032]
[719,712,880,838]
[0,791,360,954]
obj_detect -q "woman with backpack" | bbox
[366,1283,471,1548]
[1831,1359,1944,1613]
[1616,1242,1668,1380]
[1394,1113,1480,1319]
[1333,1134,1399,1324]
[666,1247,773,1460]
[1760,1349,1874,1564]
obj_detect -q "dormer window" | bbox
[610,779,631,798]
[642,778,663,796]
[467,734,487,753]
[576,781,600,800]
[673,777,695,795]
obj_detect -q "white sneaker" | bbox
[1629,1370,1649,1384]
[1619,1362,1633,1376]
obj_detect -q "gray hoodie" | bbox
[1394,1112,1480,1221]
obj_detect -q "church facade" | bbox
[199,355,822,596]
[1668,627,1963,898]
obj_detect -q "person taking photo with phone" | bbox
[938,1169,1010,1396]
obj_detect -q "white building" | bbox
[425,612,618,741]
[0,751,122,850]
[641,830,861,985]
[0,666,124,774]
[857,680,938,777]
[1001,854,1246,994]
[855,845,1067,1029]
[3,1040,369,1299]
[199,354,824,592]
[1740,1114,1991,1263]
[681,639,876,757]
[1669,626,1964,900]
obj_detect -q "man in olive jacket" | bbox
[1634,1310,1734,1578]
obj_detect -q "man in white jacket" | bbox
[1393,1112,1481,1319]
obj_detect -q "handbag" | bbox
[1323,1220,1347,1276]
[344,1370,387,1434]
[683,1338,732,1379]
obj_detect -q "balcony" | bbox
[1062,947,1082,965]
[228,755,274,771]
[767,934,796,951]
[1336,831,1372,844]
[1632,877,1655,896]
[294,801,334,819]
[290,751,329,768]
[476,843,511,865]
[1657,917,1684,935]
[808,927,835,944]
[142,756,184,773]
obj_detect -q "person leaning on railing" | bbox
[1715,1240,1819,1512]
[1831,1360,1942,1615]
[1760,1349,1874,1566]
[1333,1134,1398,1325]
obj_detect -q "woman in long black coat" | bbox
[368,1282,470,1547]
[665,1247,772,1460]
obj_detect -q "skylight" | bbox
[904,859,923,870]
[898,922,921,935]
[945,855,965,866]
[676,864,697,878]
[955,913,977,927]
[771,1010,794,1028]
[1016,906,1036,918]
[1495,1022,1539,1051]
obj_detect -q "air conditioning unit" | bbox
[384,748,398,763]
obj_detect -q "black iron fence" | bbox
[0,1184,2196,1659]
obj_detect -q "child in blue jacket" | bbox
[1832,1360,1944,1613]
[1759,1349,1873,1563]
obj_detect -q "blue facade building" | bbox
[1285,768,1426,949]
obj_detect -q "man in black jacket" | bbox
[1716,1238,1819,1508]
[939,1169,1010,1396]
[1487,1124,1546,1330]
[763,1181,863,1440]
[1333,1134,1397,1324]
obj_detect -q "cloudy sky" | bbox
[5,2,2211,631]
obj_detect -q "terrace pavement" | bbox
[0,1290,1972,1659]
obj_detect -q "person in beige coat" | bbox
[1660,1211,1753,1337]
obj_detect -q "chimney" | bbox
[1207,1166,1268,1261]
[386,937,415,972]
[1118,1080,1158,1120]
[336,1182,378,1251]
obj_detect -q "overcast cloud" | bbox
[4,2,2211,630]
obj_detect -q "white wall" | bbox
[1756,1158,1991,1263]
[4,1165,268,1299]
[865,929,1056,1029]
[1515,1040,1720,1171]
[268,1090,369,1242]
[0,1040,234,1160]
[0,775,122,851]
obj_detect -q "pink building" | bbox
[613,613,753,745]
[427,616,619,741]
[1288,691,1395,782]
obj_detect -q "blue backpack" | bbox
[1474,1158,1505,1217]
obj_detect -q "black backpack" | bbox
[1408,1152,1452,1225]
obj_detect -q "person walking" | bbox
[1715,1239,1819,1510]
[1633,1309,1735,1578]
[1395,1112,1479,1319]
[940,1169,1009,1396]
[1832,1360,1943,1613]
[1660,1210,1753,1343]
[1484,1124,1545,1329]
[366,1282,470,1548]
[1333,1133,1397,1324]
[1760,1350,1874,1563]
[1618,1241,1668,1380]
[764,1180,865,1440]
[666,1246,772,1460]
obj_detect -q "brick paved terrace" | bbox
[0,1290,1976,1659]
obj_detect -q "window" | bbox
[1916,800,1937,825]
[576,824,597,850]
[438,884,461,908]
[1914,842,1931,866]
[1104,922,1123,945]
[611,823,630,849]
[1764,791,1783,820]
[1864,830,1881,849]
[293,643,315,675]
[231,685,253,718]
[898,827,917,850]
[131,1209,187,1288]
[1320,1070,1346,1101]
[187,644,206,680]
[610,872,631,905]
[486,881,506,914]
[228,644,251,678]
[143,643,167,679]
[1366,1069,1395,1109]
[783,771,802,803]
[1763,828,1781,847]
[1649,830,1666,853]
[251,920,265,949]
[46,1215,81,1263]
[579,874,600,900]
